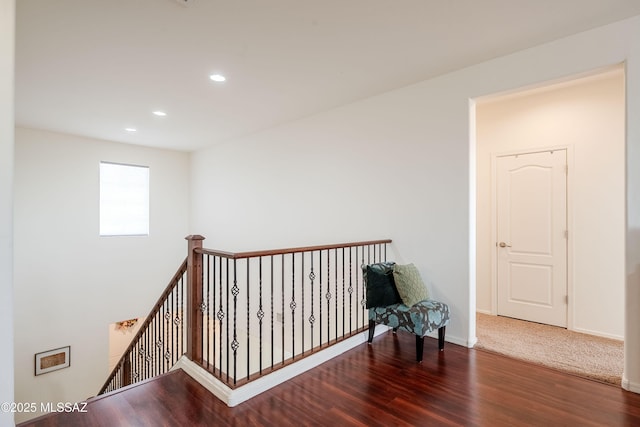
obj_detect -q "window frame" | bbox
[99,161,150,237]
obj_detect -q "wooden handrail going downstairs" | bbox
[99,257,188,394]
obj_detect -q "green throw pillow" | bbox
[392,263,429,306]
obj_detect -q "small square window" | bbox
[100,162,149,236]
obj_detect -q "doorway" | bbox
[475,66,625,340]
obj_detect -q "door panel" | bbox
[509,263,552,305]
[496,150,567,327]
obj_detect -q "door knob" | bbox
[498,242,512,248]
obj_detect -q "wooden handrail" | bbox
[99,257,188,394]
[99,236,393,395]
[196,239,392,260]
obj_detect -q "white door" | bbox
[496,150,567,327]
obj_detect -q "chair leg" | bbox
[368,320,376,343]
[438,326,446,351]
[415,335,424,362]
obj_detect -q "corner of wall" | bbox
[0,0,15,425]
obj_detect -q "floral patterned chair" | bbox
[365,262,450,362]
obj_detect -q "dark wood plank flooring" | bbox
[20,330,640,426]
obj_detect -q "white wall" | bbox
[0,1,14,426]
[108,317,144,371]
[13,128,190,423]
[191,80,472,347]
[476,71,625,339]
[191,15,640,391]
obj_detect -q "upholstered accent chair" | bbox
[364,262,450,362]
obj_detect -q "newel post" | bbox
[185,235,205,363]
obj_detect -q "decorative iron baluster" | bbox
[246,260,251,379]
[226,258,230,382]
[163,300,168,372]
[170,287,175,370]
[232,259,239,385]
[270,255,274,369]
[212,256,220,375]
[130,343,135,384]
[290,253,296,359]
[124,355,127,387]
[173,283,177,366]
[144,328,148,380]
[348,247,353,334]
[341,247,345,337]
[176,277,182,364]
[257,257,264,375]
[309,251,316,351]
[150,326,154,379]
[147,327,152,379]
[281,254,285,365]
[154,315,160,377]
[334,248,338,343]
[319,249,323,345]
[326,249,331,344]
[177,280,181,364]
[218,256,225,378]
[206,254,211,367]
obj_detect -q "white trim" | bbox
[174,326,390,407]
[489,153,498,315]
[466,336,478,348]
[572,327,623,342]
[622,376,640,393]
[565,145,575,332]
[174,325,461,405]
[468,98,478,349]
[171,357,232,404]
[421,330,468,348]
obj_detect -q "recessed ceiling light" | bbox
[153,111,167,117]
[125,128,137,132]
[209,74,226,82]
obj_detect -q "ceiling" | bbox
[15,0,640,152]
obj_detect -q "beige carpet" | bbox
[475,313,623,385]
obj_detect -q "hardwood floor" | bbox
[20,330,640,426]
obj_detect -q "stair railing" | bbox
[98,258,188,394]
[99,235,391,395]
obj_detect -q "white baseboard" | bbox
[175,326,390,407]
[622,376,640,394]
[423,330,469,348]
[176,325,467,406]
[571,326,623,341]
[475,309,492,315]
[172,356,233,405]
[466,336,478,348]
